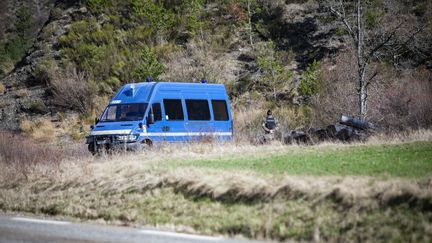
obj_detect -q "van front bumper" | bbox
[86,135,142,152]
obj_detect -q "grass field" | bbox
[1,135,432,242]
[172,141,432,178]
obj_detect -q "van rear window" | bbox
[163,99,184,121]
[186,99,210,121]
[212,100,229,121]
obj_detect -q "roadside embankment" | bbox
[1,131,431,242]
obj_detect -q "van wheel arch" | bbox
[142,139,153,147]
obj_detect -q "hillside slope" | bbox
[0,0,430,135]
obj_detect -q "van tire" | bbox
[88,143,97,156]
[135,139,152,152]
[143,139,153,147]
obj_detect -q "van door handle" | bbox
[162,126,170,132]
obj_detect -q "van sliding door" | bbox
[185,99,214,141]
[162,98,188,142]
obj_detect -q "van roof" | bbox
[110,82,227,104]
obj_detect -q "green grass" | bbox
[174,141,432,178]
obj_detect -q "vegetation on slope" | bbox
[0,6,35,76]
[0,0,431,136]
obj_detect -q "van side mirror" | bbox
[147,113,154,125]
[94,117,99,125]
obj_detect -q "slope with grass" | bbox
[1,137,432,242]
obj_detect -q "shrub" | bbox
[71,129,86,141]
[133,46,165,81]
[19,119,33,134]
[16,89,29,98]
[40,22,57,41]
[368,75,432,131]
[48,66,95,113]
[310,52,359,126]
[233,107,264,142]
[29,100,49,114]
[32,57,57,84]
[298,60,321,97]
[0,57,14,76]
[256,41,294,102]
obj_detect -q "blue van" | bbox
[86,82,233,153]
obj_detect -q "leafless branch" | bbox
[365,22,403,64]
[366,71,378,88]
[327,0,357,44]
[399,23,430,49]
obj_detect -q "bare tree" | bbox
[324,0,429,119]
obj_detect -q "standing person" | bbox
[262,110,277,134]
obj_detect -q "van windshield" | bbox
[100,103,147,122]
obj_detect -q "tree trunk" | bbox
[359,68,367,119]
[247,0,254,46]
[356,0,367,119]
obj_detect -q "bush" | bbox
[298,60,321,97]
[310,52,359,126]
[133,46,165,81]
[29,100,49,114]
[256,41,294,102]
[32,57,57,84]
[48,66,95,113]
[368,74,432,131]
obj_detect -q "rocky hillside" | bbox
[0,0,430,135]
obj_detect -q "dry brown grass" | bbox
[20,118,56,142]
[0,83,4,94]
[0,131,64,180]
[367,129,432,144]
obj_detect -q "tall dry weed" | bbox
[0,131,64,180]
[367,129,432,144]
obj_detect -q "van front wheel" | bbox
[136,139,152,152]
[88,143,97,155]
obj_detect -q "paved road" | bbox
[0,215,262,243]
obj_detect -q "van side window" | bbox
[152,103,162,121]
[186,99,210,121]
[163,99,184,120]
[212,100,229,121]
